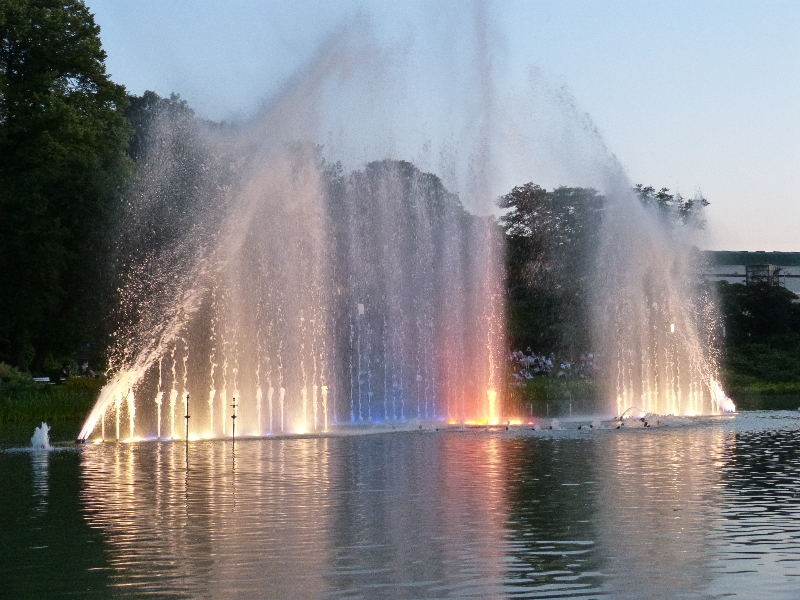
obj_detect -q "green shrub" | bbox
[504,376,601,417]
[0,362,32,384]
[0,380,101,425]
[65,376,106,393]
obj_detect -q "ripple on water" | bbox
[2,411,800,598]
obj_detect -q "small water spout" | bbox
[31,422,51,450]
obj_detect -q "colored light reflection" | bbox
[487,389,499,424]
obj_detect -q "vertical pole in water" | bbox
[231,398,237,464]
[546,403,549,417]
[570,403,572,418]
[185,394,190,471]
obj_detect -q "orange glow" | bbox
[487,389,499,424]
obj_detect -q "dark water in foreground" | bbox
[2,412,800,599]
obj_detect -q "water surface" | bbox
[2,412,800,599]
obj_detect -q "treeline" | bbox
[3,0,796,406]
[0,1,200,376]
[1,1,128,373]
[498,182,708,356]
[716,282,800,405]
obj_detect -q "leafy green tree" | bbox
[634,184,709,227]
[498,184,604,355]
[125,90,194,161]
[717,281,800,343]
[715,281,800,400]
[0,0,131,370]
[499,183,709,356]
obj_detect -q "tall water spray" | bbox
[79,157,504,440]
[593,188,734,417]
[78,8,732,442]
[78,27,506,441]
[500,66,734,418]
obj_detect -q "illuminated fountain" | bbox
[78,10,732,443]
[503,69,735,419]
[78,156,504,441]
[592,182,735,417]
[78,94,505,442]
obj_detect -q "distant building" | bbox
[700,251,800,294]
[745,264,780,287]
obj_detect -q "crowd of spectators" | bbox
[507,347,597,382]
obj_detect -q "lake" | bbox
[2,412,800,599]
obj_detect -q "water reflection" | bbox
[80,433,514,598]
[82,438,335,597]
[0,448,115,598]
[31,449,49,515]
[44,413,800,598]
[592,426,727,598]
[502,436,603,597]
[708,424,800,599]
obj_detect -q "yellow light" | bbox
[487,389,499,424]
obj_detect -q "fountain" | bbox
[592,181,736,417]
[31,422,51,450]
[77,10,731,444]
[506,69,735,418]
[77,157,505,442]
[78,55,506,442]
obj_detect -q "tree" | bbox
[498,184,604,354]
[0,0,131,370]
[499,183,708,355]
[715,281,800,401]
[125,90,194,161]
[634,184,709,227]
[717,281,800,343]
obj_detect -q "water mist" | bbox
[79,19,506,442]
[79,7,733,443]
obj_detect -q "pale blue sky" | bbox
[86,0,799,251]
